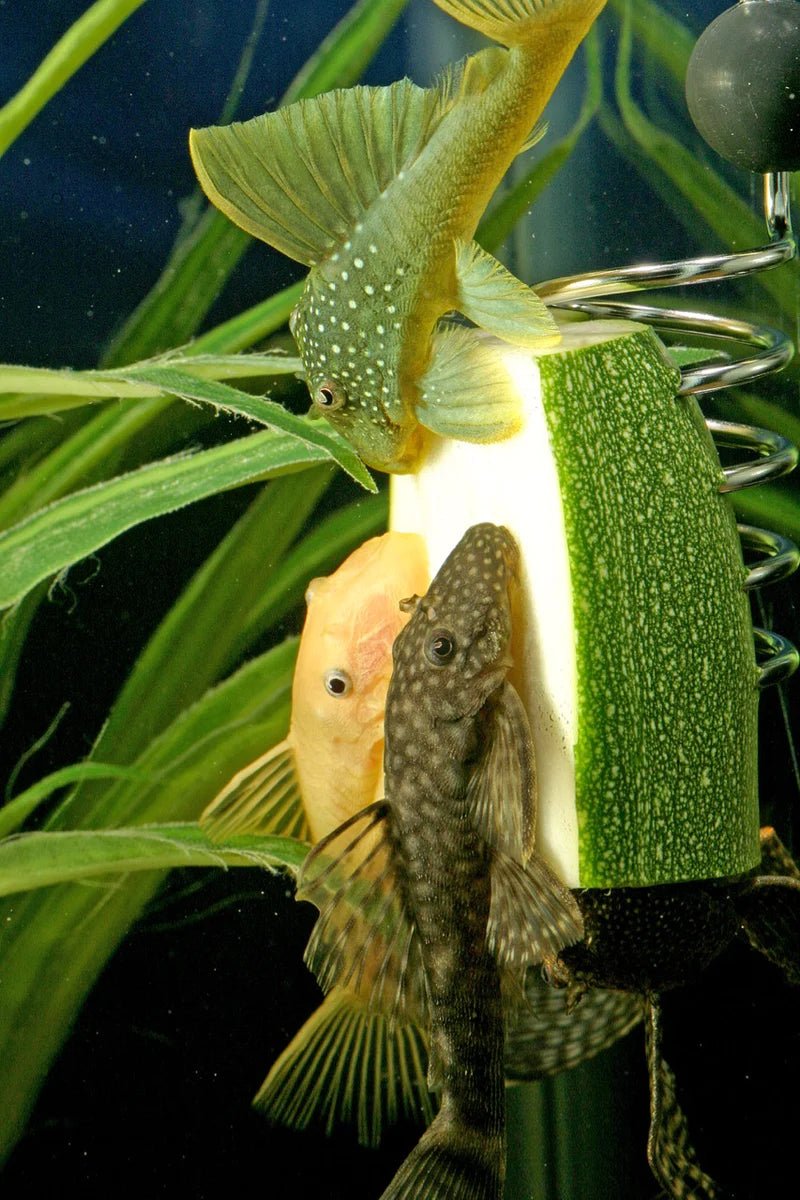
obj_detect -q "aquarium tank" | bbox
[0,1,798,1197]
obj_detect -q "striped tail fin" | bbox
[255,988,435,1147]
[379,1111,505,1200]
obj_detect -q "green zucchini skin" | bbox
[539,325,760,886]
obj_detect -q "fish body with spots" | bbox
[299,524,583,1199]
[190,0,607,472]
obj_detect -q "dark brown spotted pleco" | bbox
[380,525,519,1199]
[299,524,583,1200]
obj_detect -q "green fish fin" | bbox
[416,323,525,443]
[298,801,428,1026]
[505,976,645,1080]
[254,987,436,1147]
[518,121,548,155]
[190,74,465,268]
[488,850,584,978]
[466,681,536,860]
[432,0,602,49]
[455,240,560,348]
[200,739,309,841]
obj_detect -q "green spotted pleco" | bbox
[189,0,607,472]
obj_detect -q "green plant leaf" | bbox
[65,468,334,792]
[188,280,306,356]
[109,366,374,490]
[0,429,344,612]
[0,823,307,896]
[0,636,295,1162]
[607,0,695,89]
[0,764,146,839]
[0,0,148,159]
[0,352,303,419]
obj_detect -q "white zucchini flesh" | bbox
[391,319,760,888]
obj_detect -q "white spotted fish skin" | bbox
[376,524,582,1200]
[290,240,427,475]
[190,0,607,473]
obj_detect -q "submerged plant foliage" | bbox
[0,0,797,1193]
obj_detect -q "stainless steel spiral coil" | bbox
[537,170,800,687]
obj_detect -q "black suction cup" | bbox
[686,0,800,173]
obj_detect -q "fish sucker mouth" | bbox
[322,407,424,475]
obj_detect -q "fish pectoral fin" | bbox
[298,801,427,1027]
[254,987,436,1146]
[488,850,584,979]
[200,739,308,842]
[505,976,645,1081]
[190,74,459,267]
[466,682,536,860]
[416,322,525,443]
[455,240,560,348]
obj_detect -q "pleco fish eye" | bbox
[324,668,352,697]
[425,630,456,664]
[314,381,346,411]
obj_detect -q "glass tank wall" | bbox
[0,2,797,1197]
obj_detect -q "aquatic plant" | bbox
[0,0,797,1195]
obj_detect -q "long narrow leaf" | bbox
[0,823,307,896]
[0,352,303,419]
[68,468,333,791]
[608,0,695,89]
[112,367,374,489]
[0,0,148,159]
[0,636,296,1162]
[0,430,336,611]
[0,764,146,839]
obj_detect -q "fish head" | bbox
[395,523,520,720]
[290,276,423,474]
[293,532,428,774]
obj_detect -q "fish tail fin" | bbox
[432,0,606,49]
[255,988,435,1147]
[380,1109,504,1200]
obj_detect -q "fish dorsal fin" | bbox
[416,322,526,443]
[297,801,427,1026]
[190,77,458,267]
[466,681,536,860]
[455,240,560,348]
[254,987,436,1146]
[505,976,645,1080]
[200,739,308,841]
